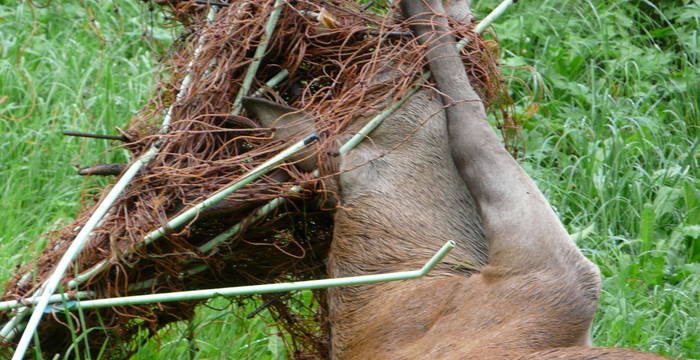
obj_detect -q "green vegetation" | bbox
[1,0,697,358]
[478,0,699,357]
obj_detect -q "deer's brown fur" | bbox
[242,1,671,358]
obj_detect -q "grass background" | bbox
[0,0,697,358]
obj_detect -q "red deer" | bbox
[244,1,671,358]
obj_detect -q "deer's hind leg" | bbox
[400,0,601,346]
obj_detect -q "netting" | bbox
[1,1,511,357]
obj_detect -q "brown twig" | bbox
[63,131,129,142]
[246,292,286,318]
[368,29,413,37]
[194,0,229,6]
[77,163,127,176]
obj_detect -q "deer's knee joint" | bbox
[564,257,602,316]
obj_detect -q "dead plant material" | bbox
[1,1,511,358]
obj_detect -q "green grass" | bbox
[1,0,698,359]
[477,0,699,357]
[127,299,285,359]
[0,1,158,281]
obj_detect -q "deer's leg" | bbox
[400,0,599,277]
[400,1,600,347]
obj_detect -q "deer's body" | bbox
[326,50,600,360]
[242,1,670,358]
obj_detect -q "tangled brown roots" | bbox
[1,1,510,358]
